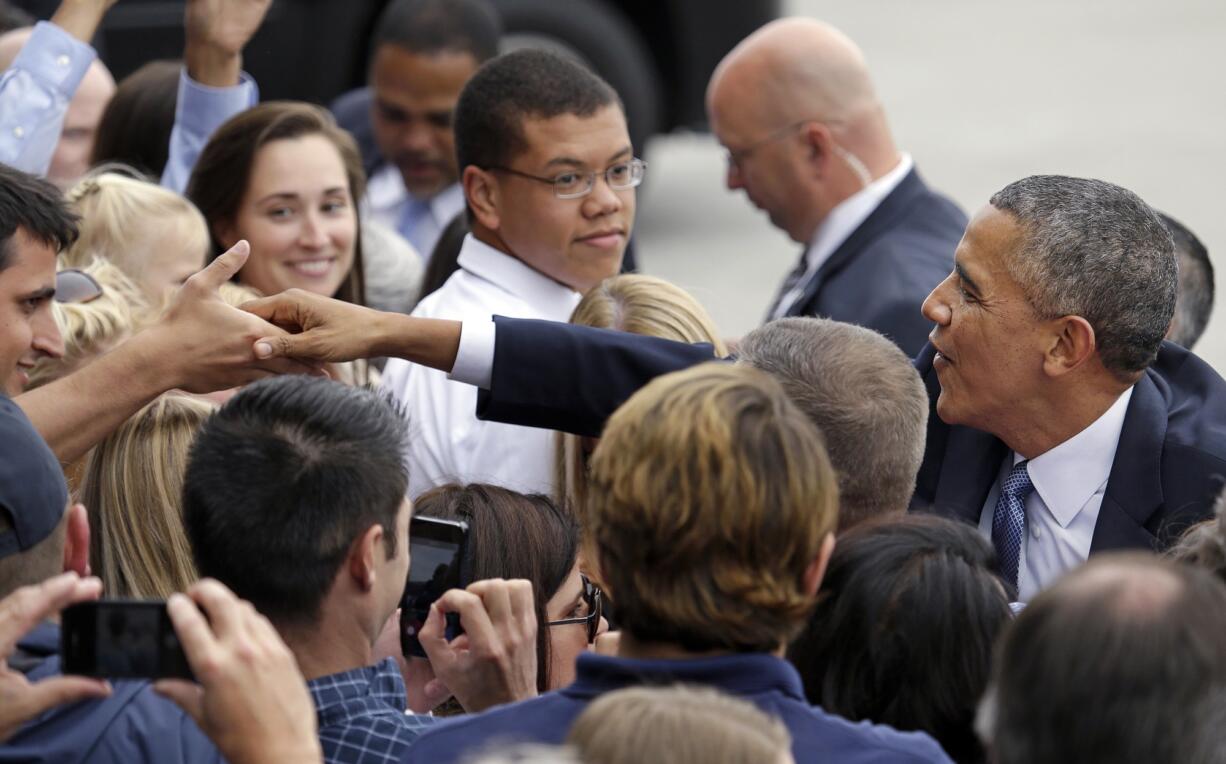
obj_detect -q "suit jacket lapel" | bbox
[1091,373,1168,552]
[787,168,927,317]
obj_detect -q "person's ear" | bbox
[1043,315,1097,378]
[347,524,384,592]
[463,166,501,232]
[799,122,837,177]
[63,503,90,577]
[803,532,837,597]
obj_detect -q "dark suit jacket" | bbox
[479,318,1226,552]
[783,168,965,357]
[912,341,1226,551]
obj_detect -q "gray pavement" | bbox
[634,0,1226,371]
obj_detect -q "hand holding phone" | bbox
[417,578,539,713]
[61,600,193,680]
[400,516,469,659]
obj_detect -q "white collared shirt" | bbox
[978,387,1134,602]
[382,235,581,498]
[770,153,914,320]
[364,165,466,261]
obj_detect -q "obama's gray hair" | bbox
[990,175,1176,378]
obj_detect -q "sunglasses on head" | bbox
[54,269,103,304]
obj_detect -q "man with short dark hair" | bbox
[0,161,316,467]
[1160,211,1214,349]
[182,376,431,763]
[979,553,1226,763]
[182,376,538,764]
[381,48,640,498]
[353,0,501,259]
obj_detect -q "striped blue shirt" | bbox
[308,658,437,764]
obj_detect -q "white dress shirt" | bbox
[770,153,914,321]
[365,165,466,262]
[978,387,1134,602]
[382,234,580,498]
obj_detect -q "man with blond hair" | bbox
[404,363,951,764]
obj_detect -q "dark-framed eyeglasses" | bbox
[54,269,103,304]
[487,158,647,200]
[546,574,603,643]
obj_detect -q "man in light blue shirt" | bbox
[0,0,264,192]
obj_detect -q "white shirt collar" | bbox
[455,234,581,320]
[365,165,466,224]
[1013,386,1135,528]
[803,153,914,272]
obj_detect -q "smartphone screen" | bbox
[61,601,193,680]
[400,516,468,658]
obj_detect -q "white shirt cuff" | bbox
[447,320,495,389]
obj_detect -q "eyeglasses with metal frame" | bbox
[486,158,647,200]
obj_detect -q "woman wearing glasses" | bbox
[399,483,606,711]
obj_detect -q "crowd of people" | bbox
[1,0,1224,762]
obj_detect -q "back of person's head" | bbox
[737,317,927,529]
[788,514,1011,764]
[63,168,208,302]
[454,49,622,175]
[0,397,69,597]
[0,163,78,269]
[182,376,408,626]
[185,101,367,306]
[557,274,726,511]
[91,60,181,179]
[988,175,1176,380]
[568,685,794,764]
[587,363,838,653]
[27,259,148,388]
[1169,488,1226,585]
[372,0,500,62]
[80,394,212,599]
[982,553,1226,764]
[413,483,579,691]
[1159,211,1214,350]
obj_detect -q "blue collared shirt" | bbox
[404,652,953,764]
[0,19,256,189]
[0,622,222,764]
[308,658,437,764]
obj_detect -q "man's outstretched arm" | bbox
[245,290,719,438]
[18,242,321,463]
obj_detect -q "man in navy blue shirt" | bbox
[405,364,952,764]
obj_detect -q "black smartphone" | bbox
[400,515,469,659]
[61,600,193,680]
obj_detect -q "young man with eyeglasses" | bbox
[381,48,641,499]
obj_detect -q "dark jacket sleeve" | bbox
[475,316,721,437]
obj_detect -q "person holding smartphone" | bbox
[379,484,607,714]
[180,376,539,764]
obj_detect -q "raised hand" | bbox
[0,573,111,743]
[183,0,274,87]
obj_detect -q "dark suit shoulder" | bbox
[1151,342,1226,460]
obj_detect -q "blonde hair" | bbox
[585,363,837,653]
[79,394,215,598]
[555,275,727,511]
[63,168,208,299]
[568,686,792,764]
[27,259,149,389]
